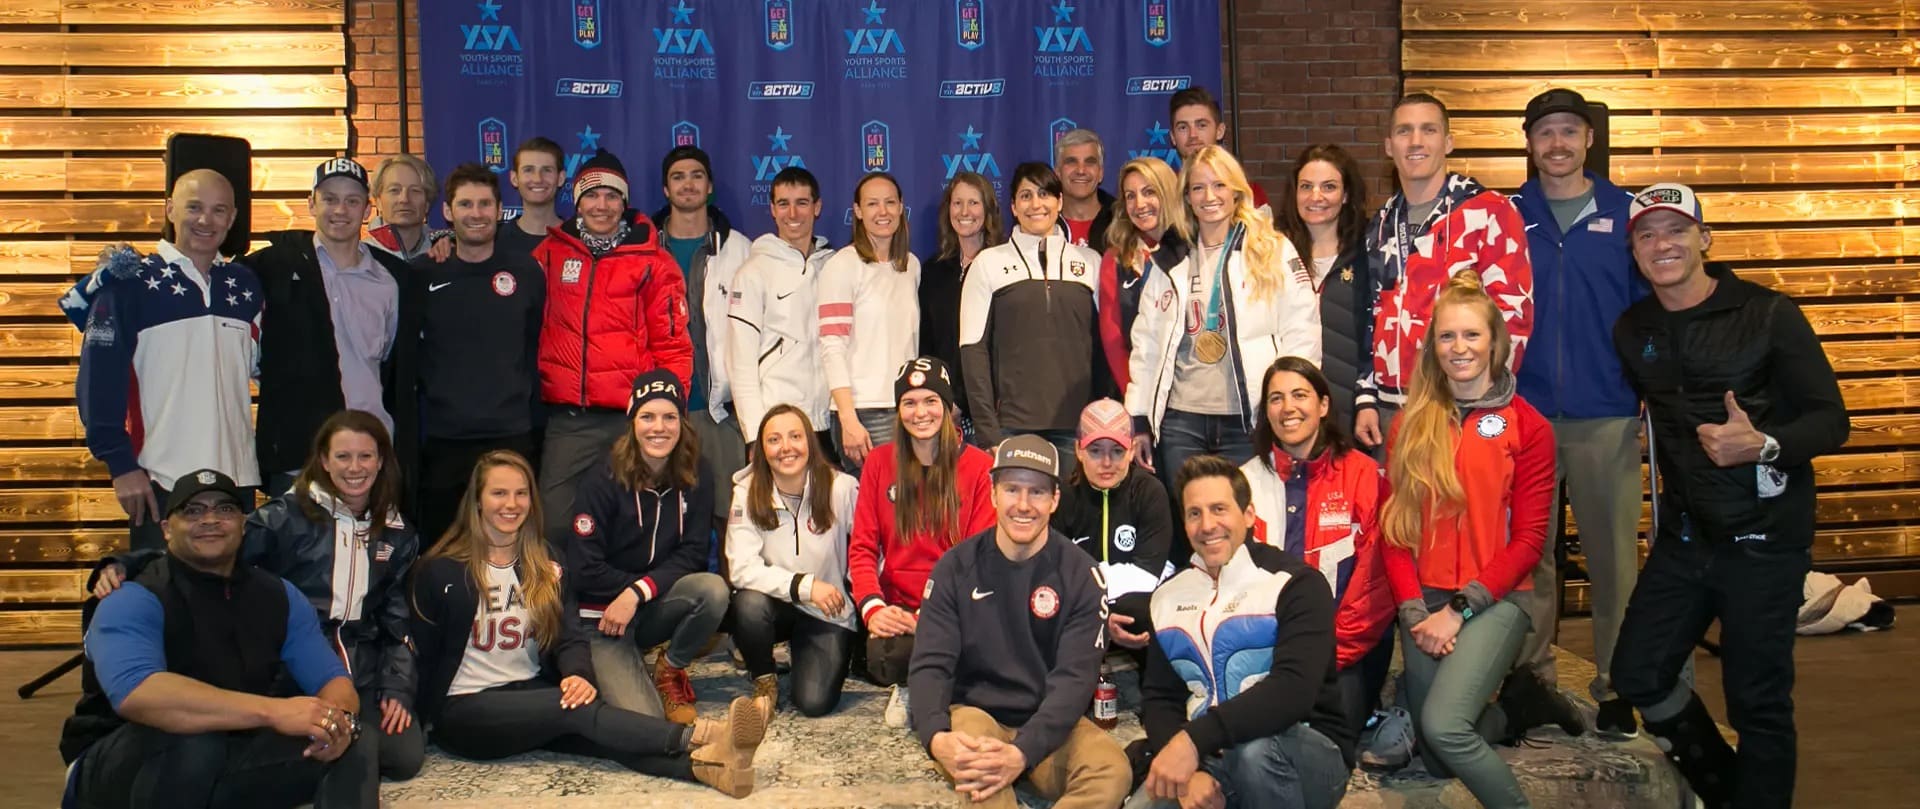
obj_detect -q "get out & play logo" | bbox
[844,0,907,84]
[861,120,891,173]
[672,120,702,149]
[478,117,509,173]
[1142,0,1171,46]
[765,0,794,50]
[460,0,524,84]
[653,0,717,82]
[573,0,601,49]
[955,0,984,50]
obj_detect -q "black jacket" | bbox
[564,461,716,606]
[408,553,593,724]
[1613,263,1849,548]
[918,254,972,420]
[1056,467,1172,581]
[250,230,410,475]
[1316,241,1376,432]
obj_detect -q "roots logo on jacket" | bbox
[955,0,984,50]
[652,0,717,83]
[845,0,907,83]
[861,120,892,172]
[478,117,508,173]
[1035,0,1094,80]
[764,0,794,49]
[573,0,602,49]
[1142,0,1172,47]
[460,0,524,83]
[1030,585,1059,619]
[560,258,583,284]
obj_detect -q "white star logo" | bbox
[144,278,161,290]
[170,283,186,296]
[242,290,253,301]
[224,276,237,288]
[158,264,177,279]
[225,294,238,306]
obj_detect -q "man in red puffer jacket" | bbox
[534,149,694,540]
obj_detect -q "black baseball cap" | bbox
[1523,88,1593,133]
[165,469,250,516]
[313,157,370,193]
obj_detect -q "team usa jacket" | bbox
[1241,448,1395,670]
[71,242,264,489]
[1096,230,1188,395]
[408,553,592,724]
[1510,172,1648,419]
[1362,173,1534,407]
[1382,375,1556,618]
[1127,224,1323,439]
[726,234,836,439]
[723,467,861,631]
[1141,542,1354,767]
[534,211,694,408]
[960,231,1106,443]
[564,461,716,609]
[1613,262,1849,549]
[848,443,997,622]
[908,529,1109,767]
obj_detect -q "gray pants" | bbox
[1123,723,1350,809]
[1518,416,1642,699]
[1402,598,1532,809]
[540,407,630,540]
[575,573,731,713]
[690,410,747,526]
[830,407,896,476]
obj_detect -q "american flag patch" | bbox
[373,542,394,562]
[1588,218,1615,233]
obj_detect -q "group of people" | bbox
[53,83,1846,809]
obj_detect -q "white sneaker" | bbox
[883,684,911,728]
[1360,706,1415,770]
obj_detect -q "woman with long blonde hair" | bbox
[1126,145,1321,487]
[1098,157,1190,395]
[1378,272,1558,808]
[408,450,767,797]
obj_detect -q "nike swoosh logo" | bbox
[775,290,794,300]
[1524,223,1539,231]
[971,588,994,600]
[1072,536,1090,544]
[1123,275,1144,289]
[428,282,453,292]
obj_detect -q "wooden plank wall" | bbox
[1402,1,1920,605]
[0,0,346,646]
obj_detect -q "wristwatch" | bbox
[1448,592,1474,621]
[1759,433,1781,464]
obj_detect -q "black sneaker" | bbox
[1496,669,1588,742]
[1595,697,1640,740]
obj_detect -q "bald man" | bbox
[68,169,265,550]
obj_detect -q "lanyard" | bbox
[1198,223,1240,331]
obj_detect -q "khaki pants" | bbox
[932,705,1130,809]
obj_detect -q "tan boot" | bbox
[690,696,767,798]
[653,652,698,725]
[752,674,778,721]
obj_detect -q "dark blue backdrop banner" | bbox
[420,0,1222,245]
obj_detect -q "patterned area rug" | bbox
[380,648,1686,808]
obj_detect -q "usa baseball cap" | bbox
[165,469,250,516]
[992,434,1060,481]
[313,157,369,193]
[1522,88,1593,132]
[1629,183,1705,230]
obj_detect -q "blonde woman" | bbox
[1127,146,1321,481]
[1098,157,1190,395]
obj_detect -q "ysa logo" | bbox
[461,0,525,82]
[845,0,908,83]
[653,0,717,81]
[1128,121,1181,167]
[1142,0,1172,47]
[463,0,520,51]
[941,126,1001,182]
[861,120,891,173]
[752,126,805,182]
[561,125,605,204]
[765,0,794,51]
[573,0,602,49]
[477,118,509,173]
[1036,0,1093,53]
[955,0,984,50]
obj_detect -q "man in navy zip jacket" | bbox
[1508,88,1649,740]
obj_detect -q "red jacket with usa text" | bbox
[534,212,693,409]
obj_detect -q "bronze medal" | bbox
[1194,329,1228,364]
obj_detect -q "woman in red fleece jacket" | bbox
[1380,273,1555,809]
[845,357,994,726]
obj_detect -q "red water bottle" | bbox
[1093,676,1119,729]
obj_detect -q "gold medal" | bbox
[1194,329,1229,364]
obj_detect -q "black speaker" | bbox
[163,133,253,257]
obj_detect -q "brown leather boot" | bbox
[653,652,698,725]
[752,674,778,721]
[690,696,767,798]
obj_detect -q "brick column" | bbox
[347,0,425,164]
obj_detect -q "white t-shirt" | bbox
[447,562,542,696]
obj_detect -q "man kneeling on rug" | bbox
[908,435,1132,808]
[1127,456,1355,809]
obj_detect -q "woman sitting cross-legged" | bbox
[725,404,860,719]
[409,450,766,798]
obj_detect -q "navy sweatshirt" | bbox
[909,528,1108,766]
[564,460,716,606]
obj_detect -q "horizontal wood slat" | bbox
[1812,526,1920,561]
[1404,36,1920,71]
[0,200,310,236]
[1842,414,1919,449]
[0,281,77,318]
[0,366,73,401]
[1826,340,1920,374]
[1815,450,1920,487]
[1838,377,1920,411]
[1800,302,1920,336]
[1709,227,1920,262]
[0,32,345,68]
[60,0,345,25]
[0,0,59,24]
[0,609,80,646]
[1421,75,1910,111]
[1403,2,1917,32]
[0,74,60,108]
[0,115,348,151]
[0,488,122,523]
[0,239,276,276]
[61,74,347,111]
[1452,151,1920,189]
[0,325,76,358]
[1447,113,1920,150]
[66,157,328,194]
[1695,189,1914,223]
[0,447,103,481]
[0,406,80,440]
[2,529,123,563]
[0,569,85,603]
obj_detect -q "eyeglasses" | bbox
[179,502,244,520]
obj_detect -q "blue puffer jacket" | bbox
[1511,171,1648,419]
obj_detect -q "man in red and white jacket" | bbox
[532,149,694,539]
[1356,93,1534,447]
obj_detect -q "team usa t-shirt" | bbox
[447,562,542,696]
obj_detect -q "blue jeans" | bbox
[727,590,855,717]
[831,407,897,476]
[1155,409,1255,493]
[1400,597,1532,809]
[1124,723,1350,809]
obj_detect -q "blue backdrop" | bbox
[419,0,1223,245]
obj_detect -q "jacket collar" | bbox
[557,209,660,252]
[1457,369,1517,411]
[306,481,404,529]
[650,203,735,248]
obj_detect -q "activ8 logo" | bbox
[955,0,984,50]
[555,77,624,98]
[1035,0,1094,80]
[1126,75,1191,95]
[573,0,601,49]
[748,81,815,100]
[752,126,806,182]
[942,125,1002,183]
[1143,0,1171,47]
[765,0,793,50]
[561,124,605,204]
[939,79,1005,99]
[861,120,892,173]
[478,118,509,173]
[461,0,524,83]
[653,0,717,82]
[1129,121,1181,168]
[845,0,907,83]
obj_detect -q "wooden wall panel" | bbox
[1405,0,1920,598]
[0,0,346,646]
